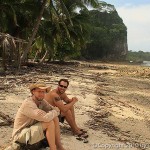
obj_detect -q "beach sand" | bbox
[1,61,150,150]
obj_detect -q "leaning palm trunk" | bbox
[40,50,48,64]
[33,50,39,62]
[2,41,6,71]
[21,0,48,63]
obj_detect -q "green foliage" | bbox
[0,0,127,64]
[81,8,127,60]
[126,50,150,62]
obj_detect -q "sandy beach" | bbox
[1,61,150,150]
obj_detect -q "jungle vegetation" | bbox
[0,0,128,71]
[126,50,150,62]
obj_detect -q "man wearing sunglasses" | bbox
[45,79,88,139]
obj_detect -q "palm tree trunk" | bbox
[17,43,21,70]
[21,0,48,63]
[40,50,48,64]
[33,50,39,62]
[2,48,6,71]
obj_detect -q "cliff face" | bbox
[112,38,128,59]
[82,3,128,60]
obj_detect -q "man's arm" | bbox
[22,101,59,122]
[53,95,77,113]
[42,99,55,112]
[61,93,78,104]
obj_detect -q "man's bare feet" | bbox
[77,127,87,133]
[73,129,88,138]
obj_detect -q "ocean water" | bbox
[141,61,150,66]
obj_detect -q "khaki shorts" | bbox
[14,122,45,145]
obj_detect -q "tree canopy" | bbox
[0,0,128,72]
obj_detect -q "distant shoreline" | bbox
[141,61,150,66]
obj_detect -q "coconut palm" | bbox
[21,0,99,62]
[0,0,99,64]
[21,0,48,62]
[0,0,44,68]
[0,33,17,71]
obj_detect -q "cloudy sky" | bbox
[103,0,150,52]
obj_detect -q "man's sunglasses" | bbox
[59,85,67,89]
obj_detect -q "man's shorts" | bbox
[58,114,65,123]
[14,122,45,145]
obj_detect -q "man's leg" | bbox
[70,106,86,132]
[42,121,57,150]
[70,106,81,131]
[70,106,75,121]
[53,117,65,150]
[61,110,84,135]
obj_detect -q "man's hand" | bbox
[72,97,78,103]
[53,107,60,115]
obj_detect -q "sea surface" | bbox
[141,61,150,67]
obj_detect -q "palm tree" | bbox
[51,0,99,61]
[21,0,100,62]
[0,0,41,68]
[0,0,18,33]
[0,33,17,71]
[0,0,99,64]
[21,0,48,62]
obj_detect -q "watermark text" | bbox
[91,143,150,149]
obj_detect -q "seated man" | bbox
[45,79,88,138]
[5,82,65,150]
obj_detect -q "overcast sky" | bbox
[103,0,150,52]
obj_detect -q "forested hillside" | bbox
[82,8,127,60]
[0,0,127,72]
[126,50,150,62]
